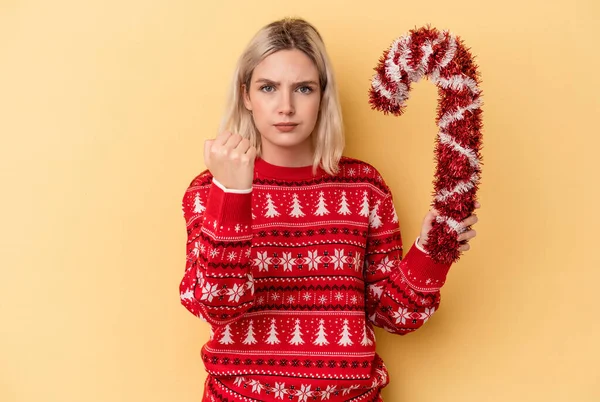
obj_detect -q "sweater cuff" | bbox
[415,236,428,254]
[212,178,252,194]
[399,240,452,290]
[204,182,252,231]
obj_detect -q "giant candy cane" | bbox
[369,26,483,265]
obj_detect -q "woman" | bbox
[180,17,479,401]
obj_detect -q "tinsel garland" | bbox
[369,26,483,264]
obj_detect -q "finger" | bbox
[474,201,481,209]
[459,231,476,242]
[224,134,244,150]
[461,214,478,227]
[235,138,251,154]
[457,229,476,242]
[423,209,436,225]
[216,131,233,145]
[246,145,257,161]
[458,243,471,252]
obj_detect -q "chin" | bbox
[262,131,312,148]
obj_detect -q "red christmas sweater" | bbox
[179,156,453,401]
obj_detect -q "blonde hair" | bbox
[219,17,345,175]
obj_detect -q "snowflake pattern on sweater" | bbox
[179,157,453,401]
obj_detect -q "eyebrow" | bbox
[254,78,319,86]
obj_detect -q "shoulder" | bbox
[338,156,382,177]
[337,156,391,194]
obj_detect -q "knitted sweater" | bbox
[179,156,453,401]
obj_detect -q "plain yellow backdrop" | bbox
[1,0,598,401]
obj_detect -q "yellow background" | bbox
[1,0,598,401]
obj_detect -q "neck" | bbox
[260,142,314,167]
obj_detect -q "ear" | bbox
[242,84,252,112]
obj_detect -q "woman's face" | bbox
[243,49,321,162]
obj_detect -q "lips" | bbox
[274,123,299,132]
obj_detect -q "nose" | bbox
[278,89,295,116]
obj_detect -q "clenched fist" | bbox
[204,131,257,190]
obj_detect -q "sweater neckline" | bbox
[254,157,327,181]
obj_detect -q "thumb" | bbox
[424,208,440,226]
[204,139,214,166]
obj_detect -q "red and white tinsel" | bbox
[369,26,483,265]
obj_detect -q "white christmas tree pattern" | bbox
[264,194,280,218]
[338,319,353,346]
[361,324,373,346]
[391,202,399,223]
[289,193,305,218]
[288,319,305,345]
[314,191,330,216]
[180,288,193,302]
[242,319,257,345]
[359,191,370,217]
[193,192,205,214]
[219,324,235,345]
[337,191,351,215]
[369,200,383,229]
[265,318,280,345]
[313,319,329,346]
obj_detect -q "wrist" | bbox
[212,177,252,194]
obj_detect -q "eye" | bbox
[297,86,313,94]
[260,85,275,93]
